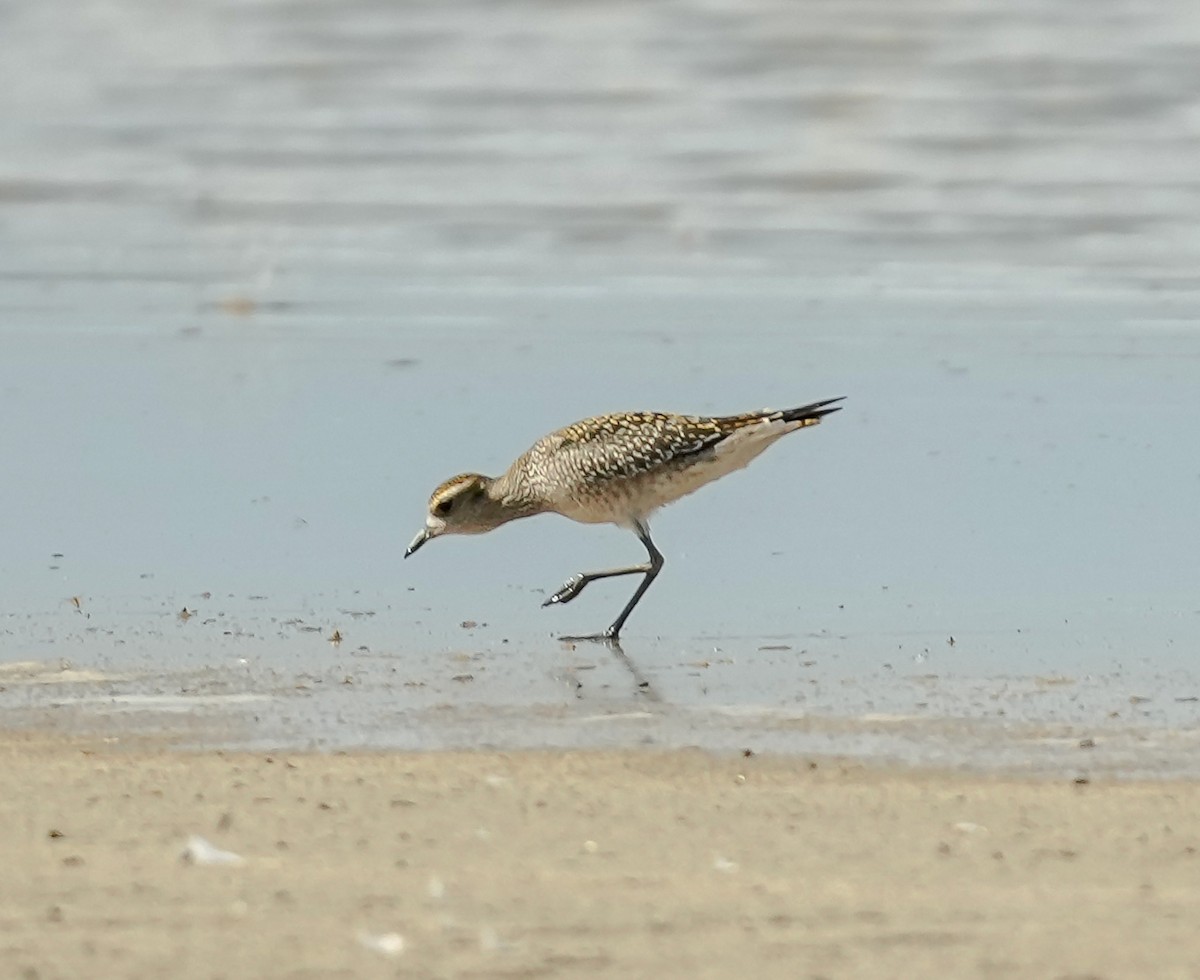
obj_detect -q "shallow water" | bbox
[1,0,1198,774]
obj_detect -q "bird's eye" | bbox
[434,498,454,516]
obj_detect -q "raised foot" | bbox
[541,573,588,607]
[558,630,621,646]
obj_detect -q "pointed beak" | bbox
[404,528,429,558]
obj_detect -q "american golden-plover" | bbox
[406,397,844,641]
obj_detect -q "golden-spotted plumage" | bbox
[407,398,843,640]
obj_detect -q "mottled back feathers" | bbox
[487,398,843,525]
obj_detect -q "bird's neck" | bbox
[486,472,547,523]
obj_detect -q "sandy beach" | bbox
[4,734,1199,979]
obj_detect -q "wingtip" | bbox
[781,396,846,424]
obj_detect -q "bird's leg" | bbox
[543,566,646,607]
[550,523,664,642]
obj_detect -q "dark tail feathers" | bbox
[776,397,845,425]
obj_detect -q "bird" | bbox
[405,397,844,642]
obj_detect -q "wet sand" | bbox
[5,733,1199,978]
[2,0,1199,771]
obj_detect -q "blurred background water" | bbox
[1,0,1198,772]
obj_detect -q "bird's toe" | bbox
[543,573,587,606]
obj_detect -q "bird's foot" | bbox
[557,629,621,646]
[542,573,589,607]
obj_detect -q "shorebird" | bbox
[405,397,844,641]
